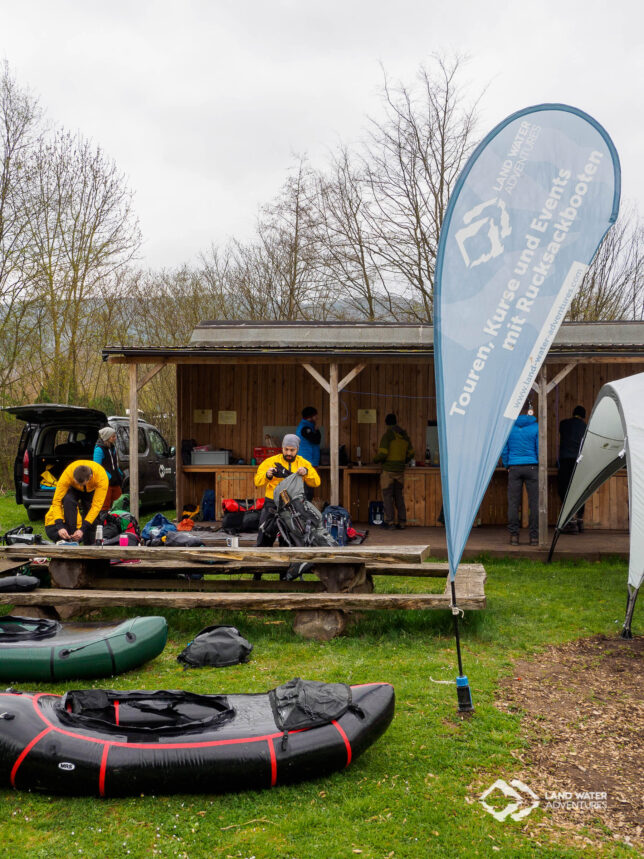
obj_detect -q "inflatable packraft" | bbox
[0,615,168,681]
[0,679,394,796]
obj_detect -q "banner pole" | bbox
[450,575,474,713]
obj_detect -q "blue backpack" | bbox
[201,489,216,522]
[322,505,352,546]
[141,513,177,542]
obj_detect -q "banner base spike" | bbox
[456,675,474,713]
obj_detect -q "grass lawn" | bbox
[0,492,637,858]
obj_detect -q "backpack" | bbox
[141,513,177,542]
[98,510,142,544]
[322,505,352,547]
[177,625,253,668]
[266,473,337,548]
[200,489,216,522]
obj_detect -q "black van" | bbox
[5,404,176,520]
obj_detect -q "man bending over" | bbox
[44,461,109,544]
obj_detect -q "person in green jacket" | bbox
[374,413,414,529]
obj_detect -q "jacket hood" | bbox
[515,414,537,427]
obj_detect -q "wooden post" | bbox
[537,367,548,546]
[129,363,139,521]
[329,363,339,506]
[175,365,182,517]
[302,361,365,509]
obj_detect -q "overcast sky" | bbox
[2,0,642,269]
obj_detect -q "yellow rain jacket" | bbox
[254,454,320,501]
[44,460,109,530]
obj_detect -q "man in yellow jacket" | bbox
[254,434,321,546]
[44,461,109,544]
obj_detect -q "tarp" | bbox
[434,104,620,578]
[555,372,644,595]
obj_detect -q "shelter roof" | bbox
[102,320,644,363]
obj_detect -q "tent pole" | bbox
[547,528,561,563]
[621,585,639,639]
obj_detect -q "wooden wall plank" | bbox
[176,360,640,528]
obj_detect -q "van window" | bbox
[117,426,146,455]
[38,428,96,456]
[149,429,169,457]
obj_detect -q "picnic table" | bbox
[0,544,486,640]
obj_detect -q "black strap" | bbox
[0,616,61,641]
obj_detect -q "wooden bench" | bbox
[0,545,486,640]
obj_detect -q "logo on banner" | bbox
[455,198,512,268]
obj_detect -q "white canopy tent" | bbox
[550,372,644,638]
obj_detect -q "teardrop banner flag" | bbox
[434,104,620,577]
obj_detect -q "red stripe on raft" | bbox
[332,720,352,767]
[99,744,110,797]
[268,738,277,787]
[114,701,119,726]
[10,727,52,787]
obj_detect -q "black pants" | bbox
[507,465,538,538]
[256,499,288,547]
[45,488,96,544]
[557,458,585,518]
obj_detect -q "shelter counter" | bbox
[180,462,627,529]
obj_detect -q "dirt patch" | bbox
[496,635,643,852]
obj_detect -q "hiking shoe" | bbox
[509,535,519,546]
[576,519,585,533]
[530,537,539,546]
[395,523,406,530]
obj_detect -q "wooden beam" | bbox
[338,362,366,392]
[136,362,166,391]
[302,363,331,394]
[0,544,432,563]
[537,367,548,546]
[546,361,579,394]
[0,589,484,611]
[329,362,339,505]
[129,364,139,521]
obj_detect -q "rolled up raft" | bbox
[0,575,40,592]
[0,679,394,796]
[0,615,168,681]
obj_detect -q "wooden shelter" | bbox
[103,320,644,543]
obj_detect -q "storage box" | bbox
[253,446,281,463]
[191,450,231,465]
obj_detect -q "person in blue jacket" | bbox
[501,402,539,546]
[93,426,124,511]
[296,407,321,500]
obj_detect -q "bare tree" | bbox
[0,62,42,399]
[228,158,335,320]
[311,146,394,320]
[568,204,644,321]
[361,56,480,321]
[20,130,141,402]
